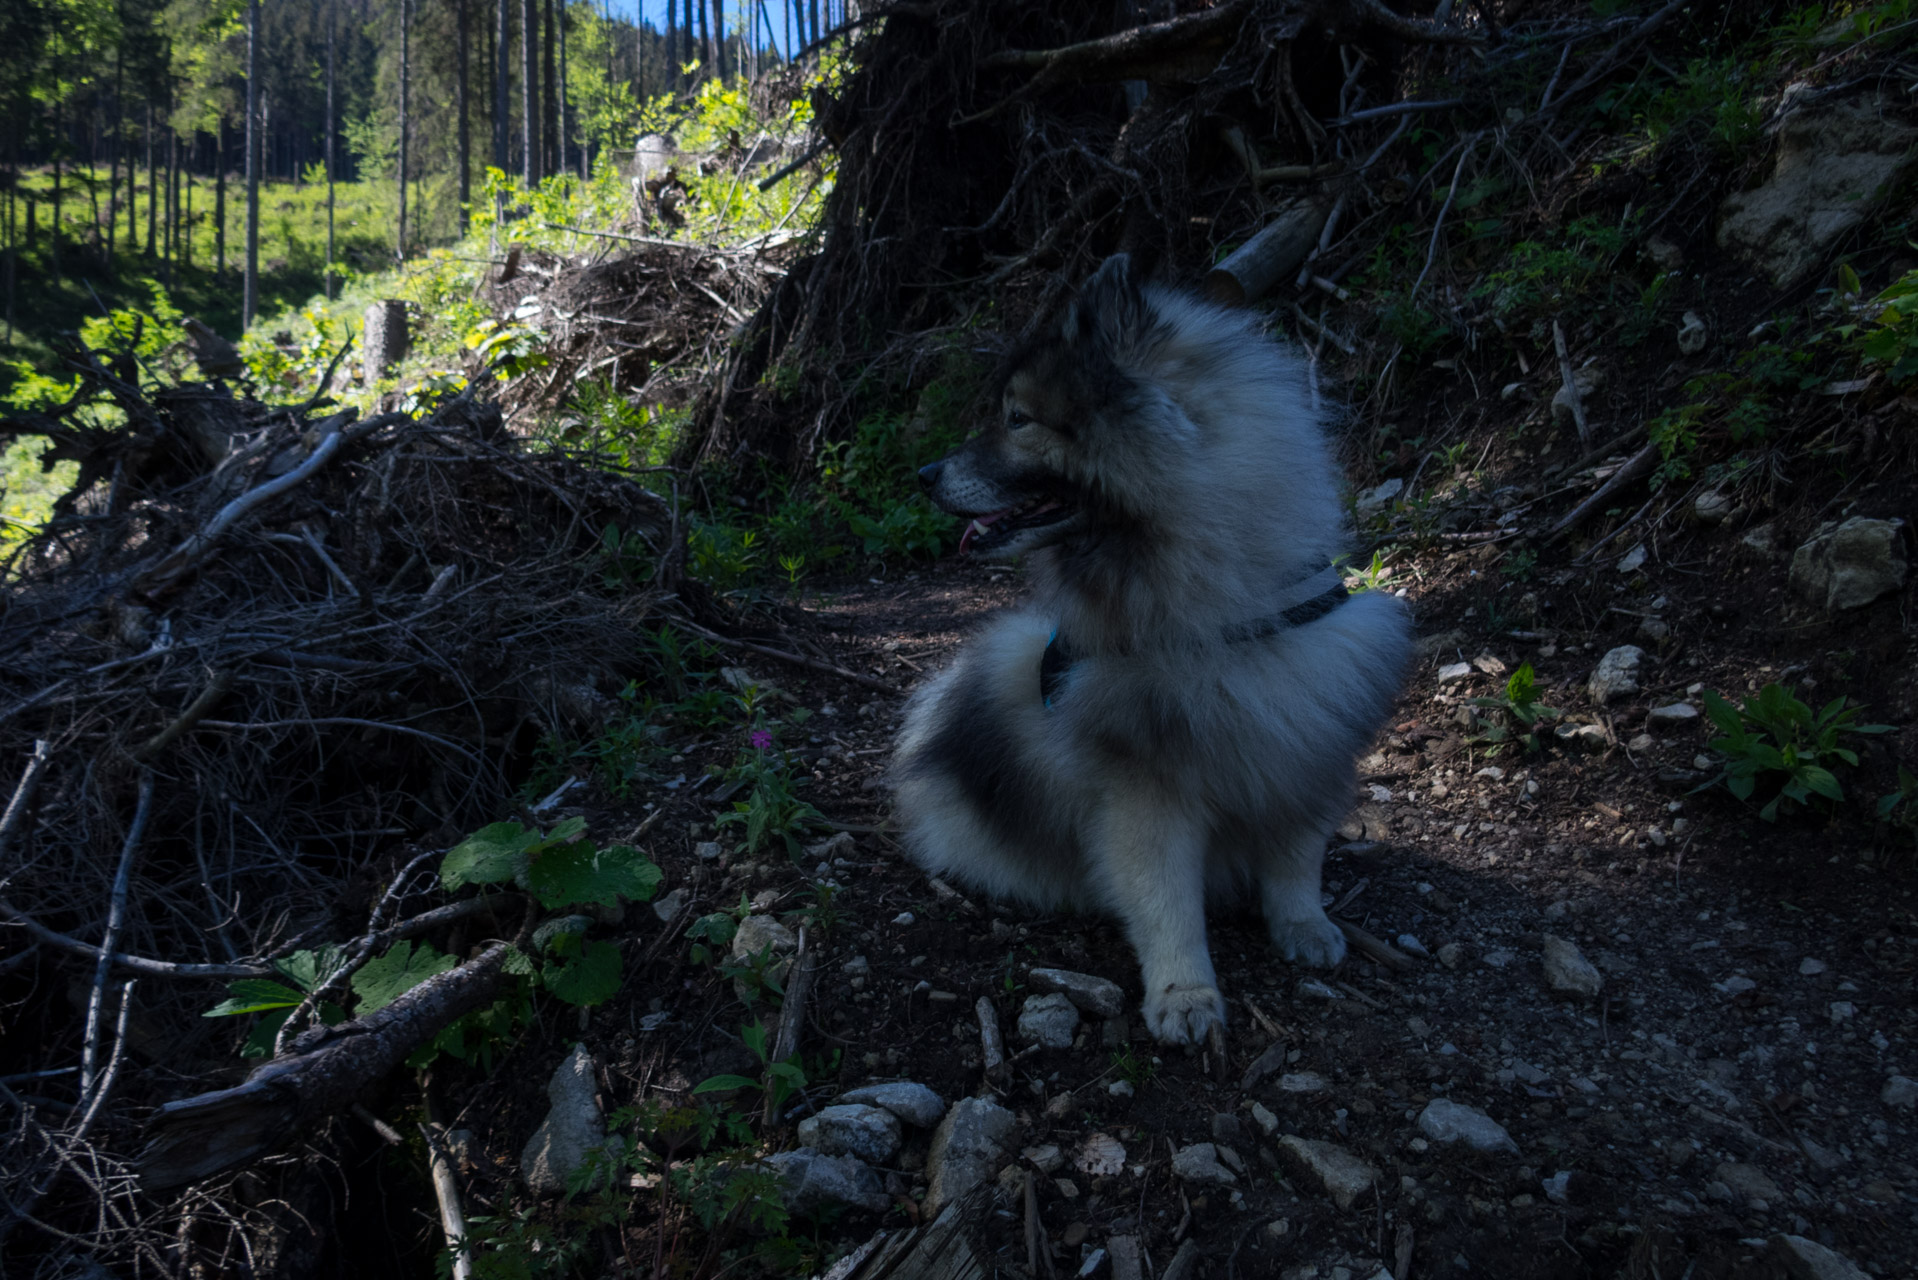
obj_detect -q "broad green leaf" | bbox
[442,822,542,891]
[1797,766,1845,802]
[204,979,306,1018]
[351,940,457,1015]
[527,840,662,910]
[1701,690,1743,737]
[240,1000,346,1058]
[692,1073,762,1094]
[543,938,623,1006]
[272,945,346,993]
[544,815,589,846]
[501,944,536,976]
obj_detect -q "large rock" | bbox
[836,1081,947,1129]
[1027,967,1126,1019]
[1016,993,1080,1049]
[1718,100,1918,287]
[762,1148,889,1213]
[1715,1160,1782,1207]
[1883,1074,1917,1110]
[1767,1233,1871,1280]
[1788,518,1907,611]
[1417,1099,1518,1154]
[730,914,798,1002]
[925,1096,1017,1212]
[1541,934,1603,999]
[1587,646,1644,704]
[520,1045,607,1194]
[1276,1135,1378,1210]
[798,1104,903,1165]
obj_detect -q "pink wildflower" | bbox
[750,729,774,751]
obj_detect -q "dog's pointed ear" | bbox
[1063,253,1151,355]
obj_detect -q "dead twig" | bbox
[673,618,903,697]
[1552,319,1592,447]
[80,771,155,1097]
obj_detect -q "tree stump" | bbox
[362,300,410,383]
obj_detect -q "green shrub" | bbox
[1700,684,1894,821]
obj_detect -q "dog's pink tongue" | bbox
[957,511,1002,555]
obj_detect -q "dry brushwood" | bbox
[0,352,675,1262]
[685,0,1505,467]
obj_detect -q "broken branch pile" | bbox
[0,347,672,1259]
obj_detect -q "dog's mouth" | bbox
[957,498,1076,555]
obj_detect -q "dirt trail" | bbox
[500,544,1917,1280]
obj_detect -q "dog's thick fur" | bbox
[890,255,1413,1045]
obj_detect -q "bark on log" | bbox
[977,0,1249,85]
[139,942,509,1190]
[362,300,411,382]
[1204,198,1331,307]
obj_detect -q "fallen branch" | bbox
[1347,0,1485,46]
[673,618,904,696]
[140,941,511,1190]
[0,740,52,848]
[978,0,1250,83]
[0,896,272,978]
[1552,319,1592,447]
[1334,919,1414,972]
[80,771,155,1097]
[1546,442,1660,542]
[421,1121,476,1280]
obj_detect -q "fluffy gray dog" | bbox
[891,254,1413,1045]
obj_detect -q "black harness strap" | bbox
[1040,575,1350,708]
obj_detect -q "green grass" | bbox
[1,163,411,378]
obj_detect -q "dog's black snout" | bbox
[917,461,944,492]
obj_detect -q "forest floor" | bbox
[450,489,1918,1280]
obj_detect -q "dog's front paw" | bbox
[1269,915,1348,968]
[1142,983,1226,1045]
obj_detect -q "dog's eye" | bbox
[1007,409,1033,430]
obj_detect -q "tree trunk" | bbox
[712,0,724,78]
[809,0,819,49]
[494,0,509,172]
[244,0,261,327]
[109,40,124,268]
[398,0,411,260]
[456,0,471,233]
[521,0,539,186]
[698,0,710,78]
[541,0,557,179]
[216,116,227,283]
[165,121,177,287]
[666,0,676,86]
[325,0,336,296]
[139,944,510,1192]
[145,102,157,259]
[557,0,572,180]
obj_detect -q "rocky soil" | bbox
[466,487,1916,1280]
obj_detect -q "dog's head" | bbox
[919,254,1166,560]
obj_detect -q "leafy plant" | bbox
[203,946,350,1058]
[693,1020,810,1119]
[1854,267,1918,385]
[1110,1045,1158,1089]
[714,731,827,861]
[1700,684,1894,821]
[1468,662,1559,754]
[1878,766,1918,849]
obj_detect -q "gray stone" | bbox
[1718,100,1918,287]
[520,1045,607,1194]
[1676,310,1710,355]
[1715,1161,1781,1207]
[1616,543,1647,574]
[1170,1142,1238,1187]
[1767,1234,1871,1280]
[1027,967,1127,1019]
[1074,1133,1127,1177]
[1694,490,1734,524]
[1017,992,1081,1049]
[1882,1074,1917,1110]
[731,914,797,960]
[1647,703,1699,728]
[652,887,688,922]
[1355,478,1404,518]
[1587,645,1644,704]
[1789,517,1908,611]
[1109,1236,1144,1280]
[1799,957,1827,976]
[1249,1101,1279,1137]
[1556,722,1610,752]
[1542,934,1604,999]
[1742,524,1778,555]
[1417,1099,1518,1154]
[1023,1143,1064,1174]
[1437,661,1474,685]
[837,1081,947,1129]
[1541,1171,1573,1204]
[694,840,722,860]
[762,1148,889,1214]
[798,1104,903,1165]
[1278,1072,1329,1094]
[1437,942,1465,969]
[925,1096,1017,1212]
[1551,367,1603,429]
[1276,1135,1379,1210]
[1296,978,1343,1001]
